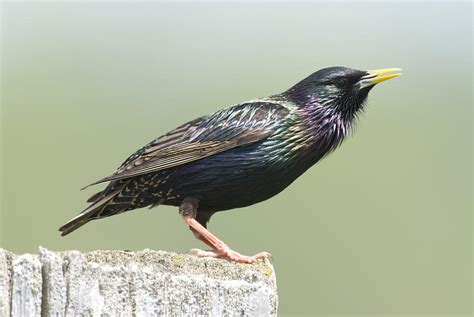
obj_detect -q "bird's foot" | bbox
[188,248,271,263]
[181,214,271,263]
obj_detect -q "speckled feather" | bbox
[59,67,371,236]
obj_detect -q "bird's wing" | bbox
[83,101,289,188]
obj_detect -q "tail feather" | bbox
[59,218,91,236]
[59,187,123,236]
[86,190,105,203]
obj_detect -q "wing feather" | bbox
[82,101,289,188]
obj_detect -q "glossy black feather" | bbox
[60,66,377,235]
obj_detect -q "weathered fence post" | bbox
[0,247,278,316]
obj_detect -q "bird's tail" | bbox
[59,185,125,236]
[58,217,90,236]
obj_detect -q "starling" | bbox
[60,66,401,263]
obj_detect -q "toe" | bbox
[255,251,272,259]
[188,248,219,258]
[223,250,253,263]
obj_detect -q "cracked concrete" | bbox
[0,247,278,316]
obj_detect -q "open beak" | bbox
[357,68,402,90]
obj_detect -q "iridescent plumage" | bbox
[60,66,401,263]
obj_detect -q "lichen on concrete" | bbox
[11,254,42,317]
[0,247,278,316]
[0,249,13,316]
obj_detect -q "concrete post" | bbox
[0,247,278,316]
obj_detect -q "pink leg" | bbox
[182,215,271,263]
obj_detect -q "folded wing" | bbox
[83,101,289,188]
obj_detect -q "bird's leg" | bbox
[179,197,271,263]
[183,216,272,263]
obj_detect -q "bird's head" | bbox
[287,66,401,119]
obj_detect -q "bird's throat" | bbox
[297,103,353,164]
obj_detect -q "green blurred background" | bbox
[1,1,472,315]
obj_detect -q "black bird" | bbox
[60,66,401,262]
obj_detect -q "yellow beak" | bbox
[367,68,402,84]
[358,67,402,89]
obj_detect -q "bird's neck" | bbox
[288,98,359,170]
[303,103,350,148]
